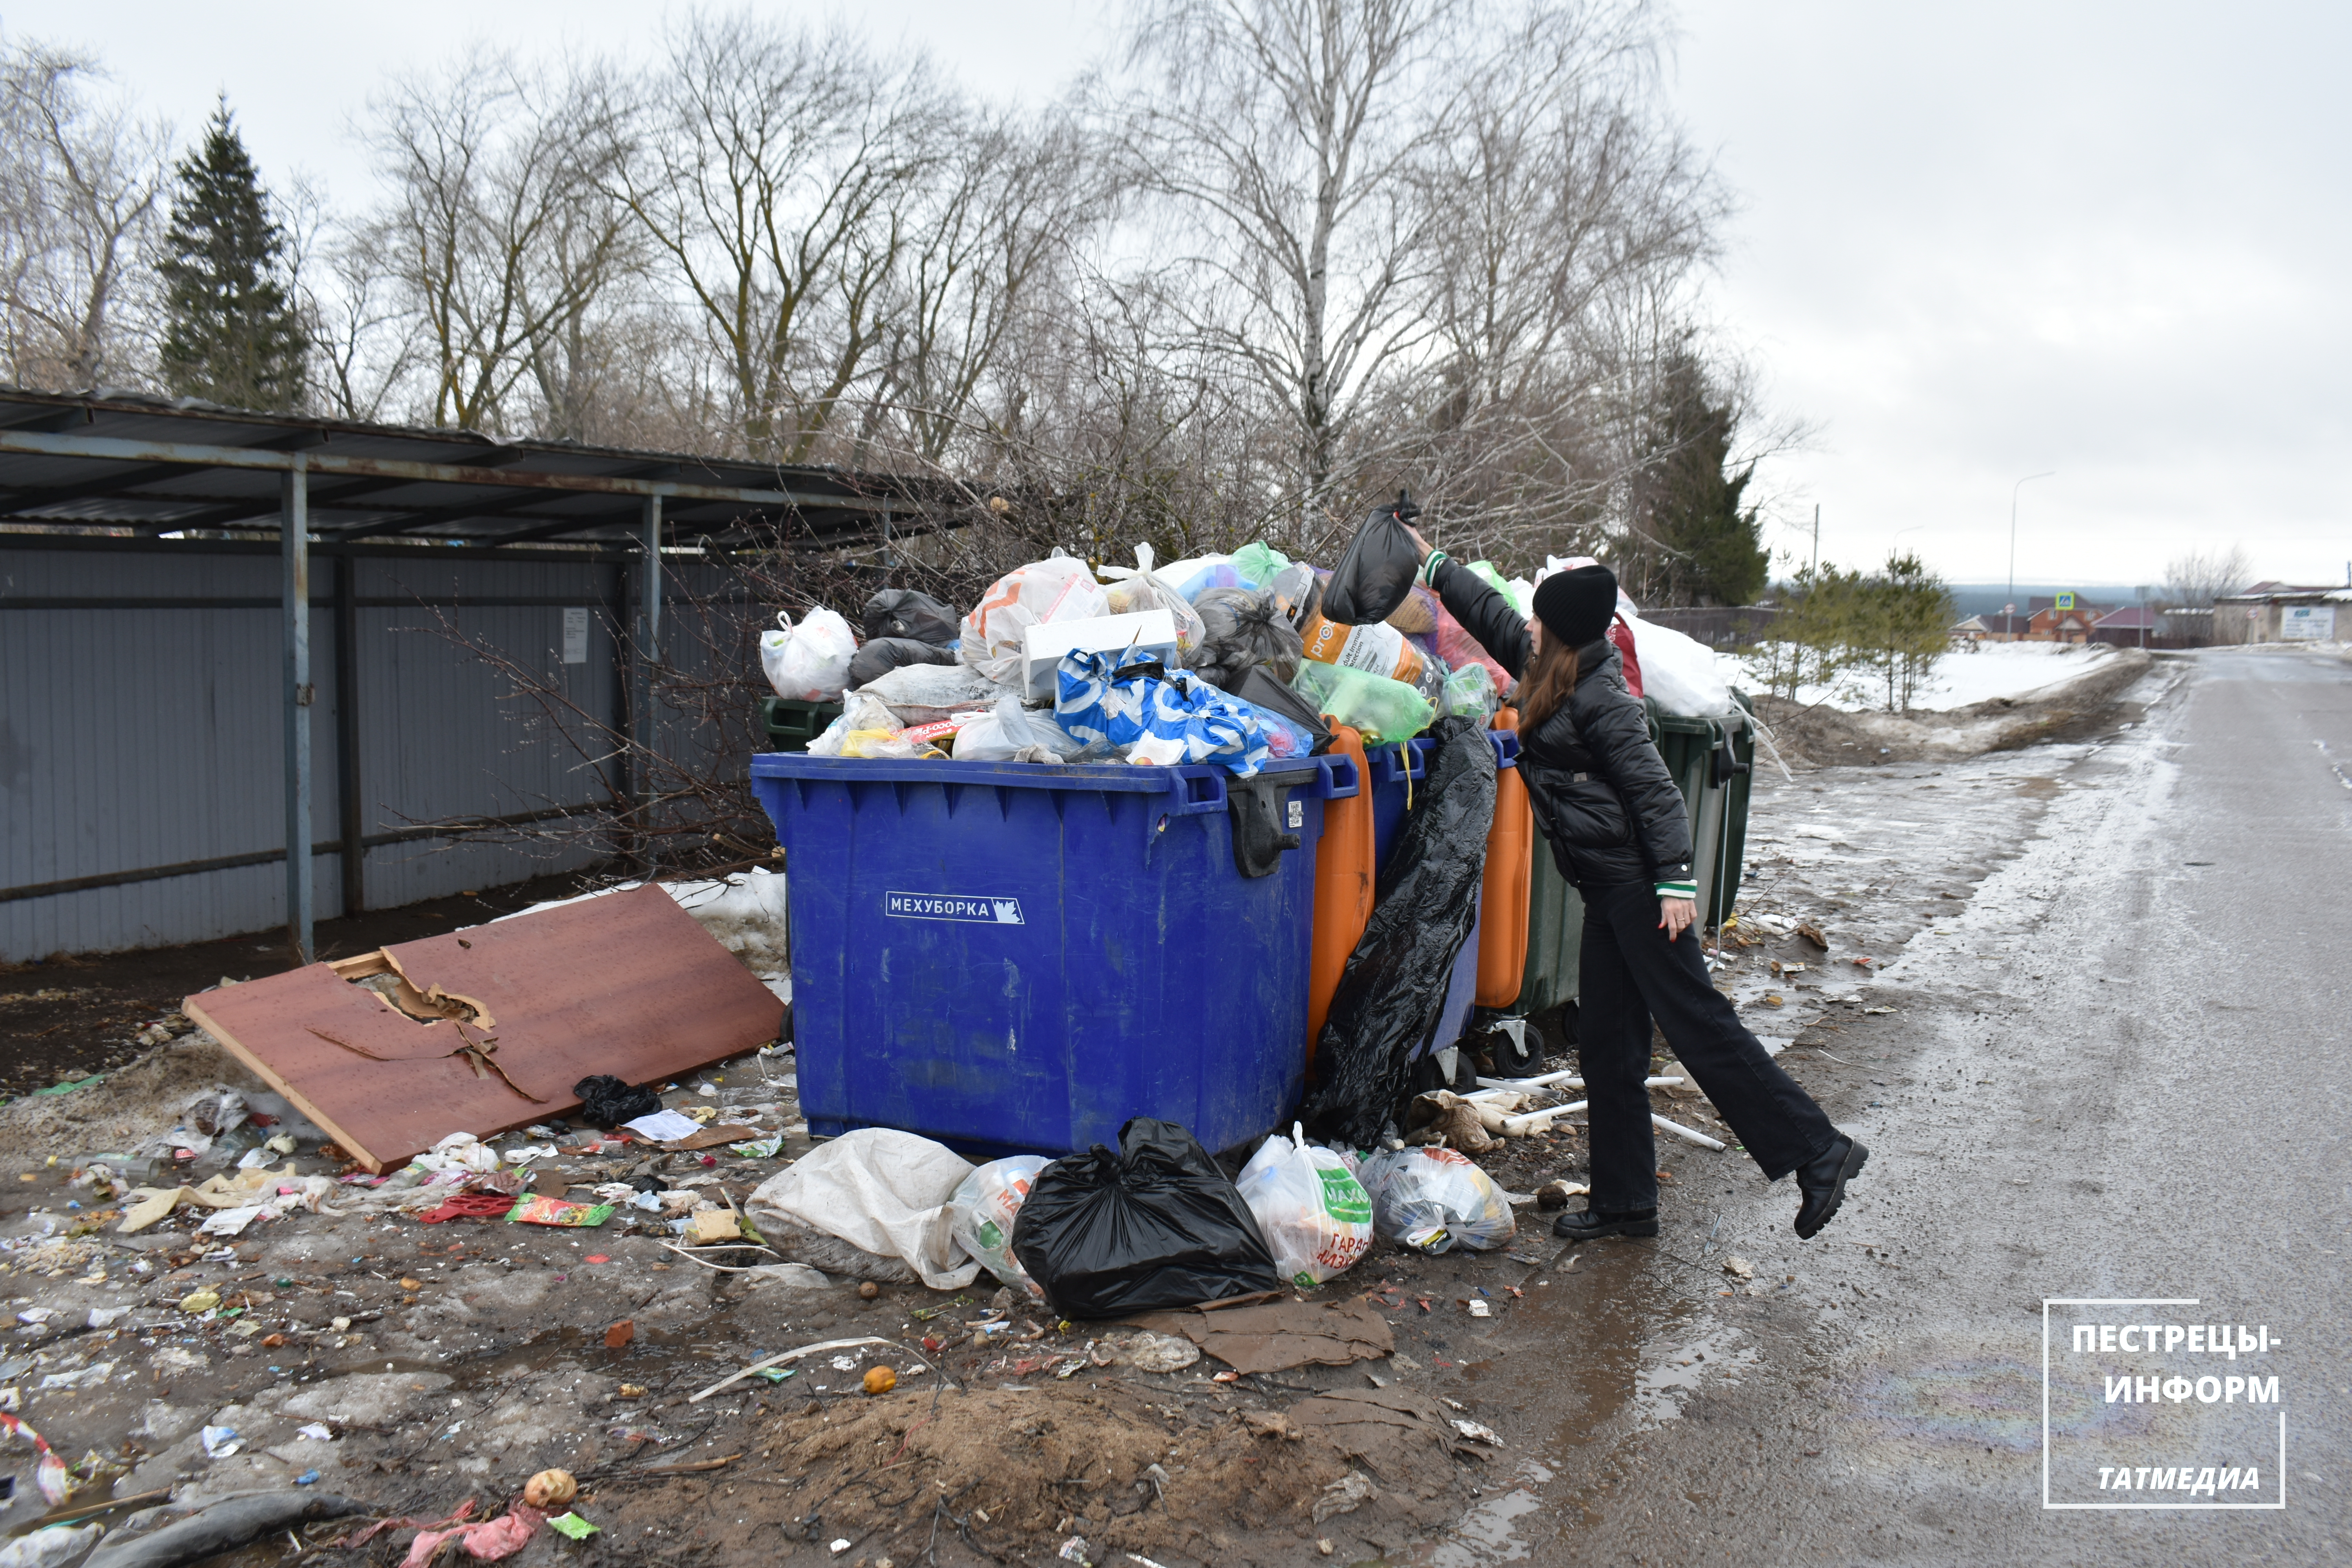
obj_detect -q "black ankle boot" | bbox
[1793,1134,1868,1239]
[1552,1205,1659,1242]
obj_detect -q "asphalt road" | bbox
[1462,648,2348,1567]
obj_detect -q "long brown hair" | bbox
[1516,632,1581,731]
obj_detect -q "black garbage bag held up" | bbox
[1298,716,1496,1148]
[1010,1117,1281,1319]
[861,587,961,647]
[1320,490,1424,626]
[846,635,959,690]
[573,1074,661,1129]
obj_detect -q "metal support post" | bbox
[633,494,663,823]
[281,459,314,962]
[333,552,364,915]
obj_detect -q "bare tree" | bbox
[2159,544,2254,608]
[0,38,169,390]
[614,14,947,463]
[1402,3,1725,565]
[1112,0,1472,529]
[864,111,1104,468]
[368,51,637,436]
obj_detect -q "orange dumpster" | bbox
[1475,706,1532,1007]
[1305,724,1376,1067]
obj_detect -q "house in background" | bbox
[1955,612,2035,643]
[2090,605,2158,646]
[2212,582,2352,644]
[2025,595,2115,643]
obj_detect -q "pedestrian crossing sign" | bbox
[2056,592,2076,610]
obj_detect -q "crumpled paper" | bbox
[117,1164,312,1234]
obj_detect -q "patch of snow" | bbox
[497,867,788,978]
[1725,641,2122,713]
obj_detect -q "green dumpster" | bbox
[1492,691,1753,1065]
[758,696,843,753]
[1645,692,1755,929]
[1509,836,1583,1022]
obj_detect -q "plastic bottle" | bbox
[192,1124,267,1172]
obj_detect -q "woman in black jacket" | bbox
[1410,540,1867,1242]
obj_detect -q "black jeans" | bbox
[1578,880,1840,1210]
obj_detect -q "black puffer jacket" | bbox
[1431,559,1692,889]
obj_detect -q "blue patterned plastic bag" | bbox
[1054,648,1270,776]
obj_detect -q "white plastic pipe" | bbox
[1652,1113,1726,1151]
[1501,1101,1587,1137]
[1474,1069,1581,1093]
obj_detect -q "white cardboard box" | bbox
[1022,609,1180,699]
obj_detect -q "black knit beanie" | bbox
[1531,564,1618,647]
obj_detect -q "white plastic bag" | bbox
[746,1127,980,1291]
[946,1154,1051,1296]
[1356,1145,1516,1254]
[1236,1123,1374,1289]
[952,696,1088,763]
[1098,544,1209,664]
[807,691,898,756]
[851,661,1003,726]
[958,552,1110,686]
[1625,613,1735,716]
[760,608,859,700]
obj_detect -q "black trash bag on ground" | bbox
[573,1074,661,1129]
[1010,1117,1281,1319]
[1191,586,1305,690]
[1298,716,1495,1147]
[1319,490,1423,626]
[1233,664,1332,754]
[862,587,960,646]
[847,635,958,690]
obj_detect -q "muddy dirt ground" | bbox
[0,668,2169,1566]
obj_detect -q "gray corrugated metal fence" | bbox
[0,539,741,962]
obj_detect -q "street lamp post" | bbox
[2008,471,2056,637]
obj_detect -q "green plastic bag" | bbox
[1466,561,1527,617]
[1230,541,1292,591]
[1441,661,1499,722]
[1290,660,1434,742]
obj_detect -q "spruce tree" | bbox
[158,100,308,410]
[1628,349,1769,607]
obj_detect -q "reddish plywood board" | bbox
[183,886,782,1172]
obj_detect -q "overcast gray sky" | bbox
[19,1,2346,590]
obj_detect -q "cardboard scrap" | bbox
[662,1124,759,1152]
[1124,1296,1394,1375]
[1287,1387,1472,1469]
[183,887,781,1172]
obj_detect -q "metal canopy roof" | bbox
[0,386,923,552]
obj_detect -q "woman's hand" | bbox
[1403,523,1433,562]
[1657,897,1695,941]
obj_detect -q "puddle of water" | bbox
[1393,1460,1555,1567]
[318,1322,727,1395]
[1846,1351,2089,1454]
[1632,1323,1759,1424]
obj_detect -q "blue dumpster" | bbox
[749,753,1359,1158]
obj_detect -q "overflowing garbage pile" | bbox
[763,504,1741,779]
[763,511,1513,773]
